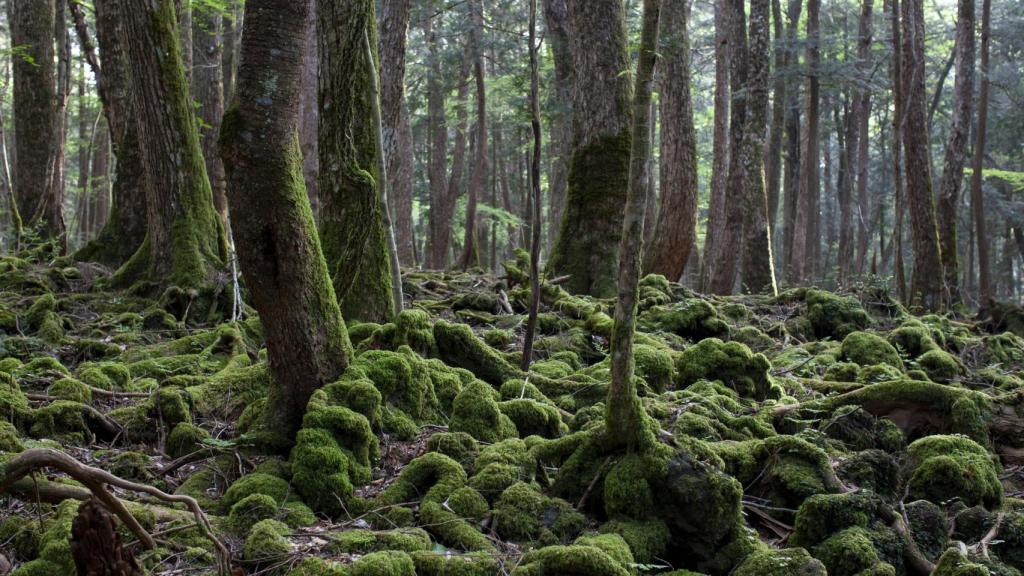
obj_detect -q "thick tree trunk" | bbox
[299,0,318,216]
[644,0,696,282]
[969,0,992,305]
[89,125,111,236]
[790,0,820,285]
[423,15,449,269]
[854,0,873,276]
[900,0,944,310]
[175,0,191,82]
[543,0,573,251]
[608,0,660,453]
[548,0,633,298]
[317,0,395,322]
[192,5,226,220]
[9,0,59,237]
[440,54,471,267]
[115,0,226,291]
[221,0,351,447]
[701,0,731,290]
[73,0,149,268]
[458,0,487,271]
[936,0,975,307]
[765,0,785,239]
[380,0,416,267]
[739,0,776,295]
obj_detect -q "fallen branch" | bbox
[0,448,232,576]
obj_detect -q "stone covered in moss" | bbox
[675,338,776,400]
[290,427,355,516]
[802,289,872,339]
[637,298,729,340]
[492,481,585,543]
[733,547,827,576]
[511,543,631,576]
[932,549,990,576]
[499,398,565,438]
[243,518,291,562]
[906,435,1002,509]
[434,320,521,385]
[812,526,892,576]
[918,349,963,383]
[327,528,432,554]
[166,421,211,459]
[426,431,479,472]
[451,380,518,442]
[841,332,904,370]
[228,493,279,532]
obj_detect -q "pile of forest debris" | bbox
[4,248,1024,576]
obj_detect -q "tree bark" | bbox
[701,0,731,290]
[423,15,449,269]
[9,0,59,237]
[739,0,777,295]
[317,0,395,322]
[221,0,352,447]
[76,60,91,245]
[887,0,907,300]
[781,0,802,281]
[73,0,149,268]
[115,0,226,291]
[790,0,820,285]
[380,0,416,267]
[608,0,660,453]
[458,0,487,271]
[936,0,975,307]
[192,5,226,220]
[89,124,111,236]
[644,0,697,282]
[522,0,543,371]
[543,0,573,252]
[900,0,944,310]
[547,0,633,298]
[299,0,319,216]
[969,0,992,305]
[839,97,855,287]
[854,0,874,275]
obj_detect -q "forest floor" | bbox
[4,247,1024,575]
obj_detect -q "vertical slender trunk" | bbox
[192,6,226,220]
[543,0,573,251]
[791,0,820,285]
[970,0,992,305]
[423,15,448,269]
[458,0,487,271]
[887,0,907,300]
[299,0,319,216]
[43,0,70,251]
[739,0,777,294]
[854,0,874,276]
[77,60,90,245]
[645,0,697,281]
[522,0,543,371]
[175,0,192,83]
[317,0,395,322]
[548,0,633,298]
[221,0,351,447]
[781,0,802,281]
[900,0,943,310]
[936,0,975,307]
[608,0,660,453]
[441,54,471,268]
[701,0,731,289]
[764,0,785,238]
[838,96,855,287]
[380,0,416,266]
[643,101,658,249]
[89,124,110,235]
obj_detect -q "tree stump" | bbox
[71,498,142,576]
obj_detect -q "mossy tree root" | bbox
[0,448,232,575]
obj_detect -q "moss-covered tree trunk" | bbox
[115,0,226,292]
[380,0,416,266]
[299,0,319,216]
[191,5,226,220]
[607,0,660,453]
[900,0,944,310]
[221,0,351,448]
[72,0,148,268]
[9,0,59,236]
[936,0,975,308]
[644,0,696,282]
[543,0,573,252]
[547,0,633,298]
[317,0,395,323]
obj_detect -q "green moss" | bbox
[11,499,80,576]
[600,519,670,564]
[419,499,493,551]
[932,549,990,576]
[30,400,89,441]
[349,550,416,576]
[991,511,1024,569]
[188,362,270,420]
[888,324,940,357]
[904,499,948,561]
[918,349,963,383]
[675,338,776,401]
[393,309,437,355]
[841,332,904,370]
[812,526,886,576]
[377,452,467,506]
[906,435,1002,508]
[499,399,565,438]
[633,344,674,393]
[223,472,293,510]
[447,487,489,521]
[328,528,432,554]
[48,377,91,403]
[733,547,827,576]
[637,298,730,340]
[790,492,882,548]
[76,361,131,390]
[530,359,575,379]
[0,371,31,424]
[825,362,861,382]
[106,450,151,481]
[836,450,900,499]
[492,481,585,543]
[243,518,291,562]
[409,551,500,576]
[434,320,522,385]
[152,387,191,427]
[166,421,210,459]
[228,493,279,533]
[802,289,872,339]
[26,293,63,343]
[0,419,24,452]
[426,431,479,472]
[302,404,377,484]
[287,557,349,576]
[290,427,354,516]
[451,380,518,442]
[511,543,631,576]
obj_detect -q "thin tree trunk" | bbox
[522,0,543,371]
[548,0,634,298]
[317,0,396,322]
[299,0,319,215]
[440,53,471,268]
[380,0,416,266]
[764,0,785,238]
[645,0,697,281]
[839,97,855,287]
[42,0,70,252]
[543,0,573,251]
[854,0,873,275]
[887,0,907,300]
[221,0,351,446]
[936,0,975,307]
[89,123,110,235]
[77,59,90,246]
[192,5,225,220]
[791,0,820,285]
[781,0,802,280]
[701,0,731,289]
[458,0,487,271]
[608,0,660,453]
[900,0,944,310]
[423,15,448,268]
[970,0,992,305]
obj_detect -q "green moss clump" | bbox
[450,380,518,442]
[290,427,354,517]
[426,431,479,472]
[11,499,80,576]
[931,549,990,576]
[637,298,729,340]
[107,450,151,481]
[492,481,585,543]
[803,289,872,339]
[447,487,489,521]
[812,526,889,576]
[285,557,348,576]
[48,378,91,403]
[887,324,940,357]
[633,344,674,393]
[243,519,291,562]
[222,472,292,510]
[434,320,522,385]
[733,547,827,576]
[499,398,566,438]
[377,452,467,506]
[188,362,270,420]
[790,492,882,548]
[228,493,279,533]
[904,500,948,561]
[409,551,500,576]
[675,338,776,400]
[30,400,89,441]
[906,435,1002,509]
[511,543,631,576]
[349,550,416,576]
[918,349,963,383]
[0,420,24,452]
[841,332,904,370]
[530,358,575,379]
[152,387,191,427]
[166,421,210,459]
[76,361,131,390]
[0,371,31,424]
[824,362,861,382]
[836,450,901,499]
[26,293,63,343]
[302,404,377,484]
[328,528,431,554]
[418,499,493,551]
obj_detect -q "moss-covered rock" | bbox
[434,320,521,385]
[637,299,729,340]
[511,543,632,576]
[243,518,291,562]
[733,547,827,576]
[492,481,585,543]
[166,421,211,459]
[327,528,432,554]
[841,332,904,370]
[932,549,990,576]
[906,435,1002,509]
[451,380,518,442]
[802,289,872,340]
[290,427,355,516]
[918,349,963,383]
[675,338,776,401]
[228,493,279,532]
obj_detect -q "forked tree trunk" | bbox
[221,0,351,446]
